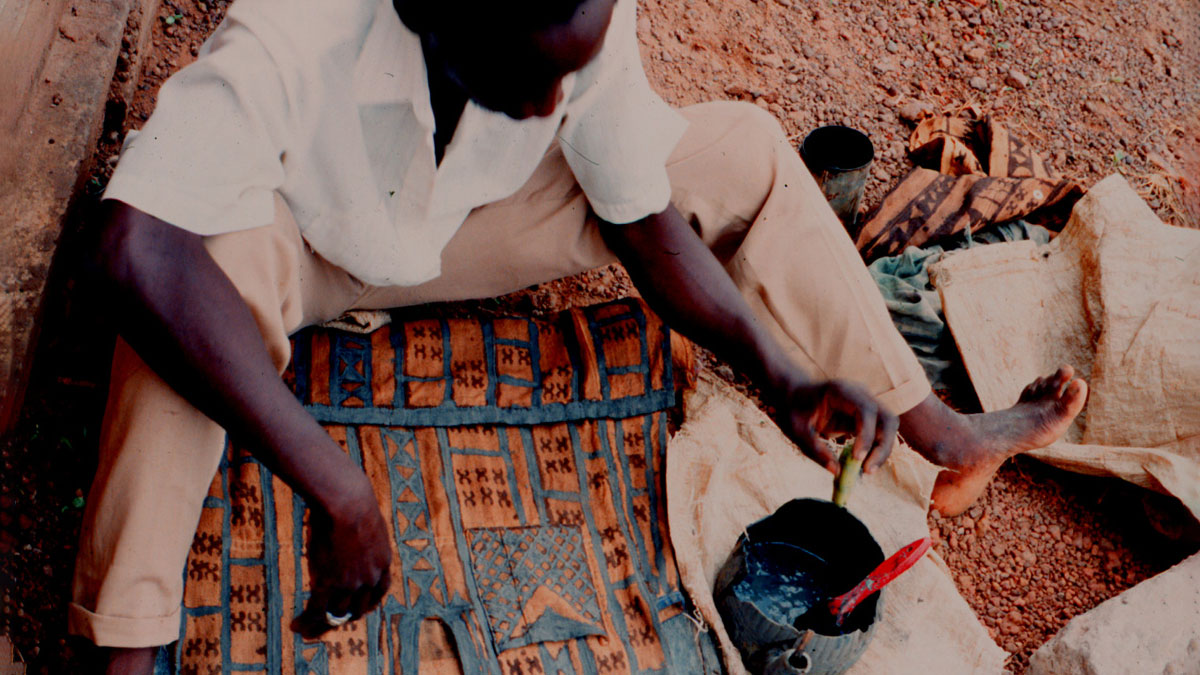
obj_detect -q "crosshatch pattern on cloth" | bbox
[169,299,720,674]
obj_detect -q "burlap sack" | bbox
[666,372,1009,674]
[933,175,1200,520]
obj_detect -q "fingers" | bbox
[865,408,899,474]
[327,588,355,619]
[293,585,358,639]
[823,381,896,475]
[291,575,389,640]
[351,566,391,619]
[851,396,877,467]
[822,381,877,466]
[291,590,335,639]
[846,388,899,475]
[289,510,393,640]
[795,422,840,475]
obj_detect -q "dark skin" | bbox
[100,5,889,670]
[102,5,620,672]
[417,0,610,160]
[423,38,466,164]
[103,0,1087,671]
[94,202,392,668]
[602,205,898,475]
[414,0,897,472]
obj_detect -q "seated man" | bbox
[70,0,1087,671]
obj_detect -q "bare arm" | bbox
[90,200,389,636]
[599,204,898,473]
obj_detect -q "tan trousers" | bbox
[70,101,929,647]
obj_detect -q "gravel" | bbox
[927,458,1197,671]
[637,0,1199,226]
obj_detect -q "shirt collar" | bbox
[350,0,584,135]
[352,0,435,131]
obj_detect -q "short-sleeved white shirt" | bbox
[103,0,687,286]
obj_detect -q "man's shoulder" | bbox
[217,0,380,64]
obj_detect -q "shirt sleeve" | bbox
[102,16,296,236]
[558,0,689,225]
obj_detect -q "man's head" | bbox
[393,0,617,119]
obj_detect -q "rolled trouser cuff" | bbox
[68,602,180,648]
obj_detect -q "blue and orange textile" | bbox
[168,299,720,674]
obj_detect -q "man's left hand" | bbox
[770,375,899,476]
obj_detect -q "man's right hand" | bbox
[291,479,392,639]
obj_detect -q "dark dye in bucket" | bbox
[742,499,884,635]
[715,499,885,675]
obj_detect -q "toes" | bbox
[1057,379,1088,415]
[1055,376,1073,398]
[1021,376,1046,400]
[1049,366,1074,392]
[1021,367,1080,403]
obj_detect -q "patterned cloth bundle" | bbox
[855,106,1085,261]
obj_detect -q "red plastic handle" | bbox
[828,536,932,626]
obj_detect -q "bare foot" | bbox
[104,646,157,675]
[900,366,1089,517]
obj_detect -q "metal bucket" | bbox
[714,499,885,675]
[799,126,875,238]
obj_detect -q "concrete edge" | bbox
[0,0,152,433]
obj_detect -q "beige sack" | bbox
[667,373,1008,674]
[933,175,1200,520]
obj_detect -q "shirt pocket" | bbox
[467,525,606,651]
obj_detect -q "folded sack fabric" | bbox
[867,220,1051,390]
[934,176,1200,521]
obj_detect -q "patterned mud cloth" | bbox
[855,105,1085,262]
[167,299,721,675]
